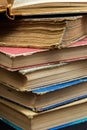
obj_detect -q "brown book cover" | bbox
[0,77,87,112]
[0,59,87,91]
[0,98,87,130]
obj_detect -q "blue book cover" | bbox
[32,77,87,94]
[1,77,87,112]
[40,94,87,111]
[32,77,87,111]
[49,118,87,130]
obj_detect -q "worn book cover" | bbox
[0,98,87,130]
[0,59,87,91]
[1,117,87,130]
[0,77,87,111]
[0,37,87,70]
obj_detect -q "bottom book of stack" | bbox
[1,116,87,130]
[1,117,87,130]
[0,97,87,130]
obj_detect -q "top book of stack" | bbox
[0,1,87,16]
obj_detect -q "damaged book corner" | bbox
[0,15,87,48]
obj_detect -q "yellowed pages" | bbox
[12,1,87,9]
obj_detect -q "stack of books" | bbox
[0,1,87,130]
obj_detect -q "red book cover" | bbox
[0,47,48,56]
[0,37,87,71]
[69,37,87,47]
[0,37,87,56]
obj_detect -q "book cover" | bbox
[0,59,87,91]
[49,118,87,130]
[1,98,87,130]
[1,117,87,130]
[0,37,87,71]
[32,77,87,94]
[32,77,87,111]
[1,77,87,112]
[1,37,87,57]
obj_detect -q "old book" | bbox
[0,15,87,48]
[1,117,87,130]
[0,98,87,130]
[0,1,87,16]
[1,36,87,70]
[0,59,87,91]
[0,77,87,112]
[51,118,87,130]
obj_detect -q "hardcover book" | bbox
[49,118,87,130]
[0,37,87,70]
[0,15,87,48]
[1,117,87,130]
[0,98,87,130]
[0,59,87,91]
[0,77,87,112]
